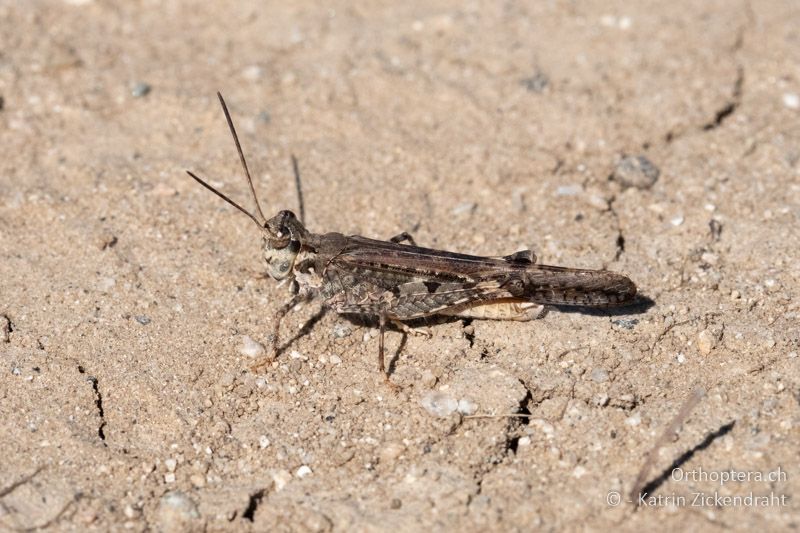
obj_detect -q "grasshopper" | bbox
[187,93,637,384]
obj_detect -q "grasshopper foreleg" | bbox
[250,293,300,372]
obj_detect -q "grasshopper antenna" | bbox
[291,154,306,224]
[185,170,264,229]
[216,91,268,224]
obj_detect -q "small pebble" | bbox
[783,92,799,110]
[420,369,437,388]
[591,368,609,383]
[677,353,686,364]
[612,155,660,190]
[296,465,312,478]
[157,491,199,531]
[520,71,549,93]
[135,315,151,325]
[242,65,263,81]
[517,436,532,446]
[97,233,118,250]
[612,318,639,329]
[332,323,351,338]
[585,192,609,211]
[556,184,582,197]
[457,398,478,415]
[380,442,405,463]
[240,335,265,358]
[131,82,151,98]
[511,189,526,212]
[697,330,716,355]
[273,470,292,491]
[420,391,458,417]
[452,202,477,216]
[1,315,10,343]
[165,458,177,472]
[190,474,206,488]
[625,413,641,426]
[613,394,636,409]
[329,354,342,365]
[592,393,609,407]
[259,435,270,449]
[700,252,719,266]
[149,183,178,197]
[670,215,684,226]
[164,473,176,483]
[289,350,306,360]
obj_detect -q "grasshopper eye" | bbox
[279,261,290,272]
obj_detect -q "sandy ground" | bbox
[1,0,799,531]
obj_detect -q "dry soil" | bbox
[1,1,799,531]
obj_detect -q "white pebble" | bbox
[296,465,312,478]
[240,335,265,358]
[670,215,684,226]
[677,353,686,364]
[273,470,292,491]
[701,252,719,265]
[591,368,609,383]
[457,398,478,415]
[329,354,342,365]
[97,277,116,292]
[452,202,477,215]
[420,392,458,417]
[164,473,176,483]
[157,491,199,528]
[165,458,177,472]
[625,413,641,426]
[517,436,532,447]
[556,184,582,196]
[242,65,263,81]
[783,92,799,110]
[259,435,270,449]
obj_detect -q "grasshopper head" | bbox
[186,93,311,282]
[262,210,305,280]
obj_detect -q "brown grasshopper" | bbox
[187,93,637,383]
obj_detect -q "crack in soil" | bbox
[242,489,267,522]
[701,67,743,132]
[78,365,107,444]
